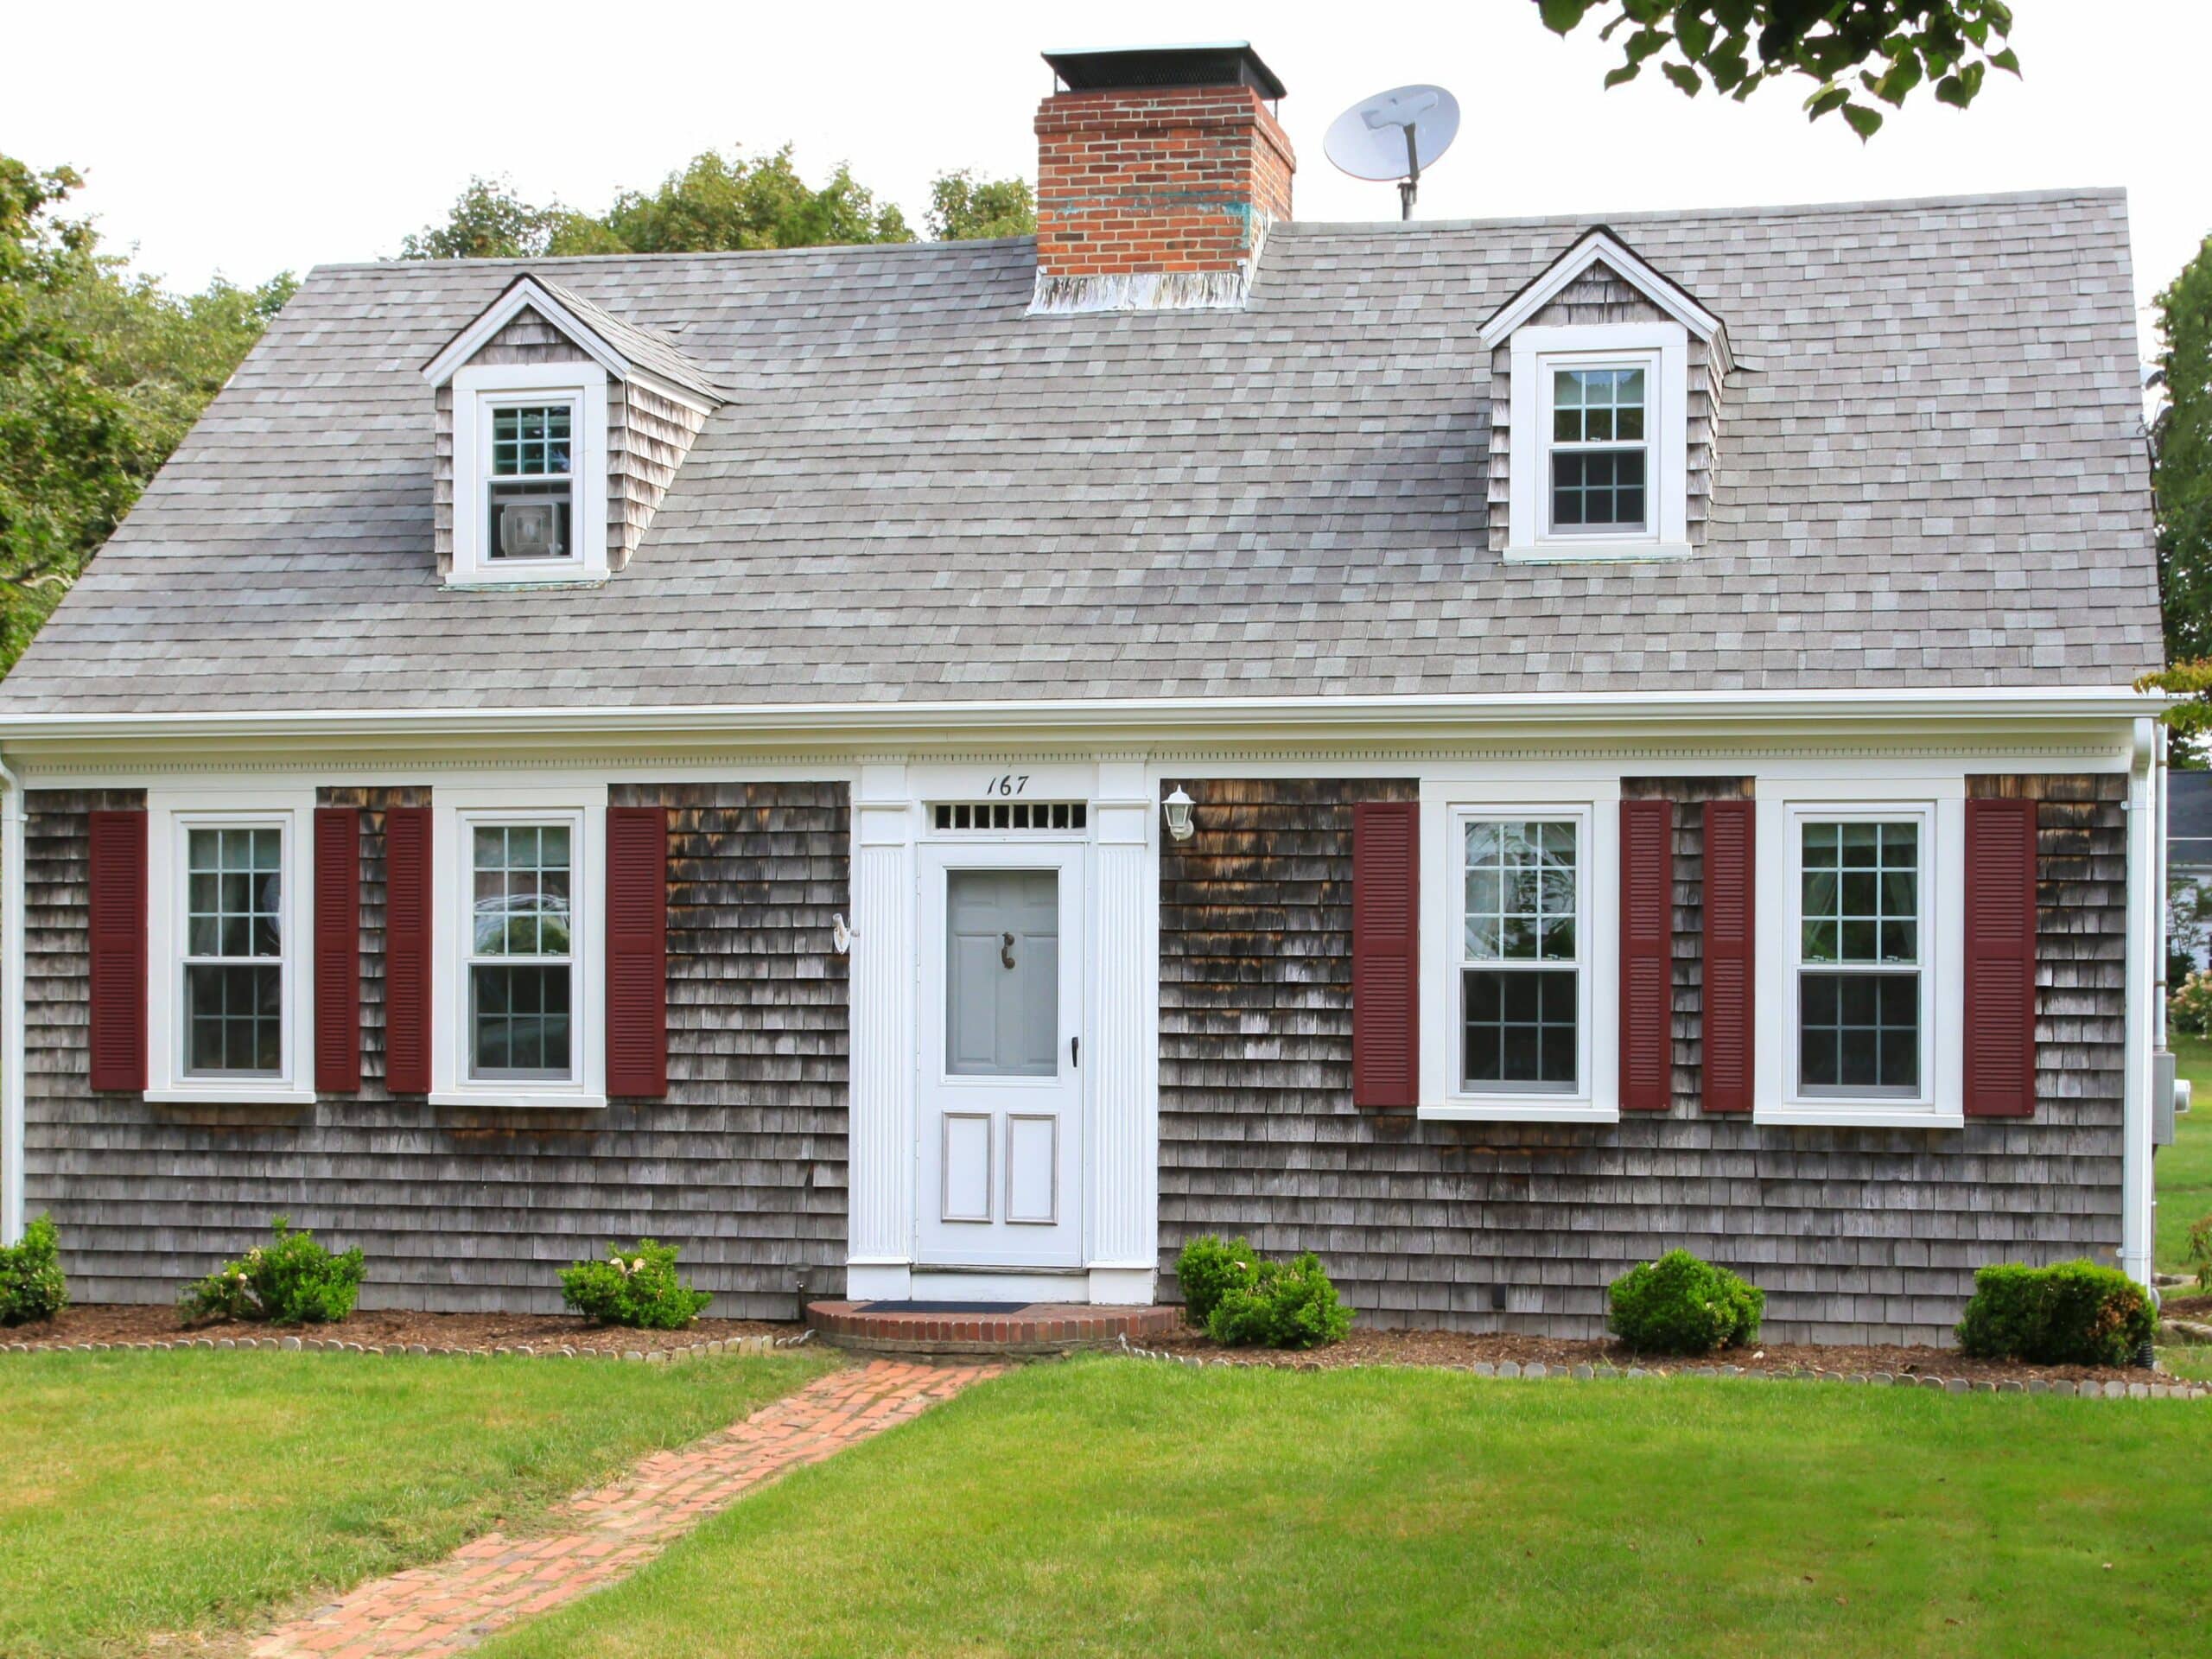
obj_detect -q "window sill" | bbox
[428,1090,607,1111]
[1753,1106,1965,1130]
[442,571,607,591]
[1420,1101,1620,1125]
[1502,541,1691,565]
[146,1084,317,1106]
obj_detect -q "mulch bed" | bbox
[1137,1323,2171,1388]
[0,1303,804,1357]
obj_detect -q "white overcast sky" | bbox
[10,0,2207,347]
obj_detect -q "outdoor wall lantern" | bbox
[1162,785,1196,842]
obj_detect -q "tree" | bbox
[1535,0,2021,138]
[397,176,610,260]
[0,153,291,671]
[927,170,1036,241]
[2138,237,2212,759]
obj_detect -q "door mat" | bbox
[858,1300,1038,1314]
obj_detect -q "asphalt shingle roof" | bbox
[0,188,2162,715]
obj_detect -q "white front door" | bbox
[916,843,1085,1268]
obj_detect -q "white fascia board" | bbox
[1478,230,1722,350]
[422,277,633,389]
[0,684,2170,758]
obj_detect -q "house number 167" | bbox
[985,774,1029,797]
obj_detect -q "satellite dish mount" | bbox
[1323,84,1461,222]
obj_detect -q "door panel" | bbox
[917,845,1084,1268]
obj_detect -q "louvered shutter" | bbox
[1701,798,1755,1112]
[382,806,433,1095]
[314,807,362,1092]
[87,809,148,1092]
[605,805,669,1098]
[1618,799,1674,1111]
[1964,796,2037,1117]
[1351,801,1420,1109]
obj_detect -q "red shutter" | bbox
[1351,801,1419,1109]
[1701,798,1756,1113]
[314,807,362,1092]
[1964,796,2037,1116]
[382,805,433,1095]
[1618,799,1674,1111]
[605,805,669,1098]
[87,809,148,1092]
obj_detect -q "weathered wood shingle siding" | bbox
[1158,776,2126,1344]
[22,782,849,1315]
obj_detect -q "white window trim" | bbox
[1756,788,1965,1129]
[145,789,316,1105]
[1505,322,1689,564]
[1419,782,1620,1122]
[449,362,609,587]
[429,785,607,1109]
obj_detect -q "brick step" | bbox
[806,1300,1181,1357]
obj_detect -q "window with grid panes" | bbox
[1460,819,1580,1090]
[486,403,574,561]
[183,827,284,1075]
[1548,365,1649,532]
[468,823,575,1079]
[1796,820,1922,1095]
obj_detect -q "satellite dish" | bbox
[1323,84,1460,221]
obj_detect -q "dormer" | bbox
[1478,228,1732,564]
[422,276,721,587]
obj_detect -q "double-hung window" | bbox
[486,403,574,563]
[145,791,315,1104]
[1421,791,1617,1122]
[1761,793,1961,1127]
[468,823,575,1080]
[1548,365,1648,535]
[448,363,608,585]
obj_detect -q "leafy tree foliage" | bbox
[403,149,1034,262]
[926,170,1037,242]
[2141,237,2212,759]
[0,155,291,671]
[1536,0,2020,138]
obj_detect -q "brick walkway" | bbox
[249,1358,999,1659]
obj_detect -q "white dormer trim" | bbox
[1478,227,1722,351]
[450,362,610,587]
[423,277,632,389]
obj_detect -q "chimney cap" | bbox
[1041,41,1287,102]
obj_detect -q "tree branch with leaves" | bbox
[1536,0,2021,138]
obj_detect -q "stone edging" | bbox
[1,1329,818,1362]
[1116,1337,2208,1400]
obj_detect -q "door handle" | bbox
[1071,1036,1079,1067]
[1001,931,1016,969]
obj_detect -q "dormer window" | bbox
[1548,364,1649,536]
[488,403,575,563]
[448,364,609,585]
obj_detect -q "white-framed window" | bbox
[449,362,608,586]
[1505,322,1689,563]
[145,790,316,1104]
[1758,789,1963,1128]
[1420,783,1618,1122]
[430,787,606,1108]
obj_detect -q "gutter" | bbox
[0,747,22,1244]
[2123,717,2158,1289]
[0,684,2171,754]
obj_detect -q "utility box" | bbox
[2155,1050,2180,1147]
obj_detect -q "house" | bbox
[2168,771,2212,974]
[0,42,2177,1344]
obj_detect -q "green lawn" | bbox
[2157,1033,2212,1281]
[479,1358,2212,1659]
[0,1347,828,1657]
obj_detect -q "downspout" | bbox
[2121,717,2157,1287]
[0,747,22,1245]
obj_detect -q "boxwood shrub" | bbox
[0,1213,67,1325]
[1955,1260,2155,1366]
[180,1216,364,1325]
[1606,1249,1764,1355]
[561,1238,711,1329]
[1175,1235,1352,1350]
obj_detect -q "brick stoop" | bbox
[807,1300,1181,1357]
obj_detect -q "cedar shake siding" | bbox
[1157,776,2126,1345]
[22,782,849,1314]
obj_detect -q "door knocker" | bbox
[1001,931,1017,969]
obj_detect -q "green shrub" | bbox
[1205,1251,1353,1351]
[2189,1215,2212,1293]
[2171,971,2212,1037]
[1956,1260,2156,1366]
[1175,1234,1261,1326]
[560,1239,711,1329]
[1606,1249,1765,1355]
[0,1214,67,1325]
[180,1216,365,1325]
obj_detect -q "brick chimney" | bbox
[1032,43,1294,314]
